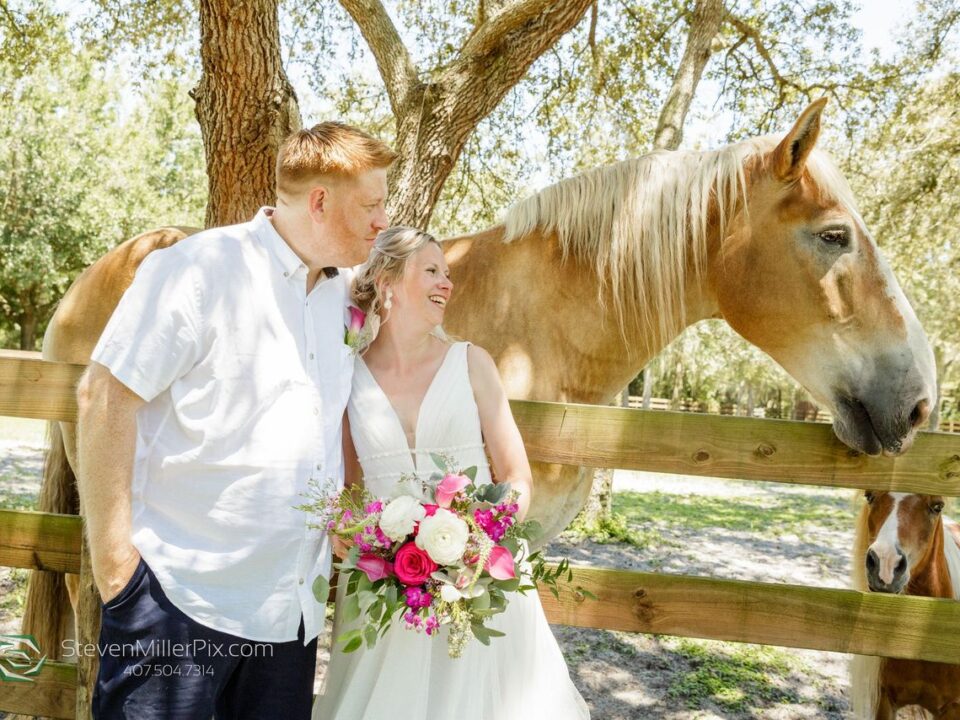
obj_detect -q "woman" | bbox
[313,227,590,719]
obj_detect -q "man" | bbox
[76,122,395,718]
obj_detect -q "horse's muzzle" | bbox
[831,370,931,456]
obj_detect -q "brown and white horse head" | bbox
[861,491,946,595]
[712,99,936,456]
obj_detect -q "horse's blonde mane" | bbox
[503,135,858,342]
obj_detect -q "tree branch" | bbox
[338,0,419,113]
[460,0,559,59]
[0,0,27,41]
[725,11,794,91]
[652,0,725,151]
[450,0,592,118]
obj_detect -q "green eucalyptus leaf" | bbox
[311,575,330,604]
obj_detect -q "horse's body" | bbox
[851,492,960,718]
[25,100,937,658]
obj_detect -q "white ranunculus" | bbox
[378,495,426,541]
[415,509,469,565]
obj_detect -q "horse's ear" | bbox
[771,97,828,182]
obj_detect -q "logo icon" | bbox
[0,635,46,682]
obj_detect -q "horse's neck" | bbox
[444,226,715,403]
[908,519,957,600]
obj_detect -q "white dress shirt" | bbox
[92,208,352,643]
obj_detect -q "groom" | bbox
[76,122,395,718]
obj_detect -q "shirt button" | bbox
[309,353,315,360]
[313,408,319,416]
[282,271,289,277]
[298,578,305,585]
[316,463,322,471]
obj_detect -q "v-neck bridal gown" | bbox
[313,342,590,720]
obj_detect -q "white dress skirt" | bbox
[313,342,590,720]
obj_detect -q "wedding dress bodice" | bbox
[347,341,491,496]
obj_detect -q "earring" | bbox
[384,290,393,310]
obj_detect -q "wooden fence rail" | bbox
[2,351,960,718]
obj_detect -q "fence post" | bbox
[76,531,99,717]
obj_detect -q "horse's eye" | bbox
[817,229,849,247]
[930,501,944,514]
[865,491,876,504]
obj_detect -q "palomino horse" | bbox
[24,99,936,657]
[850,492,960,718]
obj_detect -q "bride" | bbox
[313,226,590,719]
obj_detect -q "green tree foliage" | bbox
[0,4,205,349]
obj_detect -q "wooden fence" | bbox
[1,351,960,717]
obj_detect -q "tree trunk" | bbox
[641,366,654,409]
[339,0,593,228]
[193,0,301,228]
[18,307,36,350]
[388,83,468,227]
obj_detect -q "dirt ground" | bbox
[0,437,859,718]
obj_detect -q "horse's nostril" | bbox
[866,549,878,572]
[910,398,930,429]
[895,555,908,576]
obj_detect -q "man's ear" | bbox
[307,185,329,218]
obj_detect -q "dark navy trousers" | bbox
[93,558,317,719]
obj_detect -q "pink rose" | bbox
[393,542,438,586]
[484,545,516,580]
[435,474,471,508]
[356,554,393,582]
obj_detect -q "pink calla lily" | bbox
[348,306,366,333]
[435,473,471,508]
[484,545,516,580]
[356,554,393,582]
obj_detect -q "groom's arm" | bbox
[76,362,144,602]
[467,345,533,521]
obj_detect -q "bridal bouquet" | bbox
[300,454,561,658]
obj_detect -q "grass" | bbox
[614,489,853,537]
[563,510,664,548]
[0,568,29,619]
[663,637,804,712]
[562,486,853,549]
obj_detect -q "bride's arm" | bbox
[342,411,362,489]
[467,344,532,522]
[332,412,363,560]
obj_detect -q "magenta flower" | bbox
[424,615,440,636]
[404,586,433,609]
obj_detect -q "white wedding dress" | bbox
[313,341,590,720]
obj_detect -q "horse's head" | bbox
[860,491,945,594]
[712,99,936,456]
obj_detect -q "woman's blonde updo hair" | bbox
[352,226,441,318]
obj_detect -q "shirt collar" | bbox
[251,207,339,282]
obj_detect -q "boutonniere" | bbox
[344,305,377,354]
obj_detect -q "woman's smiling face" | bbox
[392,241,453,327]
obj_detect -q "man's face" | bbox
[321,168,389,266]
